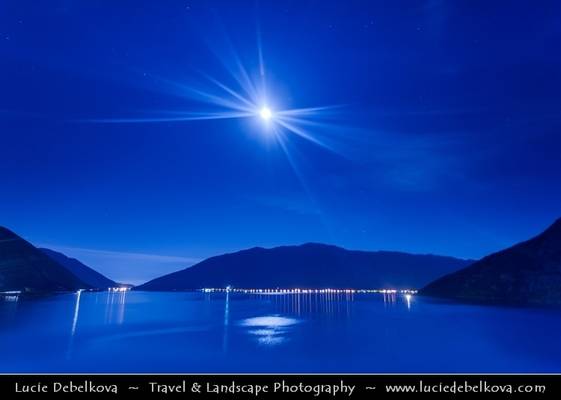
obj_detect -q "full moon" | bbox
[259,106,273,121]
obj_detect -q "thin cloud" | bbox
[39,245,200,286]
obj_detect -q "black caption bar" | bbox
[0,375,557,399]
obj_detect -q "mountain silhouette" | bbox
[136,243,472,291]
[40,248,116,289]
[0,226,89,292]
[422,217,561,306]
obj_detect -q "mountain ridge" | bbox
[136,242,473,291]
[39,248,116,289]
[421,217,561,305]
[0,226,90,292]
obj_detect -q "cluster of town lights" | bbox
[107,287,130,292]
[201,287,417,294]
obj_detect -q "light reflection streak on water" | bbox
[258,292,414,316]
[405,293,412,310]
[66,290,83,359]
[0,294,20,325]
[202,292,414,347]
[116,291,127,324]
[241,316,299,346]
[257,292,357,317]
[103,290,127,325]
[223,290,230,352]
[71,290,82,337]
[383,292,397,308]
[1,295,19,302]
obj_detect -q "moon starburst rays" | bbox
[83,44,344,158]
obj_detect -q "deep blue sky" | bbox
[1,1,561,283]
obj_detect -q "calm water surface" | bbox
[1,291,560,372]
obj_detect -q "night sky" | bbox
[1,1,561,284]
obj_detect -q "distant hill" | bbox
[40,248,116,289]
[0,227,89,292]
[421,217,561,306]
[136,243,473,291]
